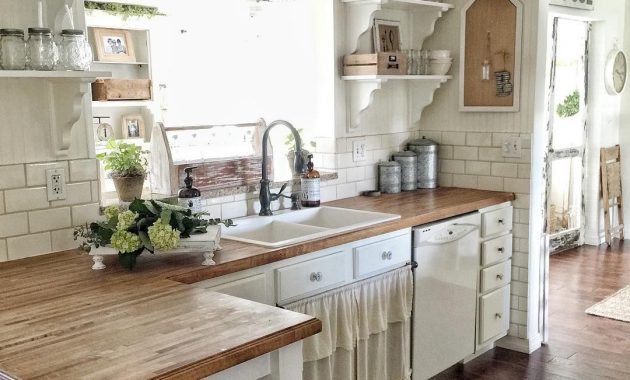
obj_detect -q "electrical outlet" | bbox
[46,168,66,201]
[501,136,522,158]
[352,139,367,162]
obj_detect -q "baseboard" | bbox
[463,343,495,363]
[495,335,542,354]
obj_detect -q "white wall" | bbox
[621,4,630,239]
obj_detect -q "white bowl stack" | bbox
[428,50,452,75]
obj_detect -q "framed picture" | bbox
[549,0,593,11]
[373,19,401,53]
[122,114,145,139]
[92,28,136,63]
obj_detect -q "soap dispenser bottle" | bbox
[178,166,201,213]
[301,154,320,207]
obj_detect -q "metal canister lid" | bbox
[61,29,84,36]
[392,151,417,159]
[378,160,401,168]
[408,136,438,152]
[28,27,52,35]
[0,28,24,36]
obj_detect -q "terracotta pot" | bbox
[112,174,145,202]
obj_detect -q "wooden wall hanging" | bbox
[459,0,523,112]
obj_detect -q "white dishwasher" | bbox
[412,212,480,380]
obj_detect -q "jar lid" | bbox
[28,27,52,35]
[378,160,401,168]
[61,29,84,36]
[392,151,417,158]
[408,136,438,147]
[0,28,24,36]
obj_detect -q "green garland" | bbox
[556,90,580,118]
[84,1,165,19]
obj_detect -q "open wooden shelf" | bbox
[0,70,111,79]
[342,74,452,81]
[342,0,454,11]
[93,61,149,65]
[92,100,152,108]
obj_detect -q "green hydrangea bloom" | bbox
[110,230,142,253]
[117,210,138,231]
[148,218,180,251]
[104,205,120,221]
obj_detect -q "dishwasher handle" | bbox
[420,223,479,245]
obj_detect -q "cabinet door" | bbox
[209,274,269,305]
[479,285,511,344]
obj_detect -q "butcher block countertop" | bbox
[0,187,514,380]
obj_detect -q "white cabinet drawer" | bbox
[276,251,347,303]
[479,285,510,344]
[354,233,411,278]
[481,206,513,237]
[481,234,513,266]
[480,259,512,293]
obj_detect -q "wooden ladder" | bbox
[600,145,624,246]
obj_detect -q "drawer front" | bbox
[479,285,511,344]
[277,251,347,303]
[482,206,513,237]
[354,233,411,278]
[480,259,512,293]
[481,234,513,266]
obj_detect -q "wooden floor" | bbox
[435,241,630,380]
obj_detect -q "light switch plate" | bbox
[46,168,67,201]
[501,136,522,158]
[352,139,367,162]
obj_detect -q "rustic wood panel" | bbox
[464,0,517,107]
[177,156,273,191]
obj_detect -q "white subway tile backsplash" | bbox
[5,187,49,213]
[313,137,335,154]
[366,135,382,150]
[69,159,98,182]
[336,152,355,169]
[320,185,337,202]
[336,138,347,153]
[202,204,222,219]
[221,201,248,219]
[438,173,453,187]
[453,174,478,188]
[511,280,528,297]
[512,252,529,268]
[465,161,491,176]
[72,203,102,226]
[7,232,51,260]
[0,191,4,214]
[504,178,530,193]
[491,163,518,178]
[477,176,504,191]
[510,309,527,325]
[372,149,392,163]
[347,167,365,182]
[441,160,465,174]
[438,145,453,159]
[29,208,71,233]
[509,323,518,337]
[0,165,26,190]
[336,182,357,199]
[91,181,100,202]
[453,146,478,161]
[441,132,466,146]
[25,162,68,186]
[466,133,492,147]
[0,239,6,262]
[417,131,442,143]
[519,268,529,283]
[50,182,92,207]
[478,147,504,162]
[512,193,530,209]
[517,324,528,339]
[492,133,518,147]
[355,178,377,193]
[518,164,531,179]
[52,228,77,252]
[0,213,29,238]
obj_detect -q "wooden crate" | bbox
[343,52,407,76]
[92,79,152,101]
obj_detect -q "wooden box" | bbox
[343,53,407,76]
[92,79,152,101]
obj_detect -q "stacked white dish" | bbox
[428,50,452,75]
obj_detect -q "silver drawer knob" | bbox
[495,313,502,319]
[310,272,323,282]
[388,251,393,260]
[496,274,504,281]
[382,251,393,260]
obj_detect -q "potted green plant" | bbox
[74,200,234,271]
[96,140,147,202]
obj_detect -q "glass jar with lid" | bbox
[57,29,92,71]
[0,29,26,70]
[26,27,56,70]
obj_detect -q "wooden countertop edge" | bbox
[152,318,322,380]
[168,192,515,284]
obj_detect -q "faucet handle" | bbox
[277,182,288,196]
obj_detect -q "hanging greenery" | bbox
[556,90,580,118]
[84,1,165,19]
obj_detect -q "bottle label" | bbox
[301,178,320,201]
[178,197,201,213]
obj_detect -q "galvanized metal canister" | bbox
[378,161,402,194]
[392,151,417,191]
[408,136,439,189]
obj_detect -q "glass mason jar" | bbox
[0,29,26,70]
[26,27,56,70]
[57,29,92,71]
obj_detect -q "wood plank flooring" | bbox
[434,241,630,380]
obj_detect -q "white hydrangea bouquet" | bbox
[74,199,234,271]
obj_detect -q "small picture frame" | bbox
[373,19,401,53]
[121,114,145,139]
[92,27,136,63]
